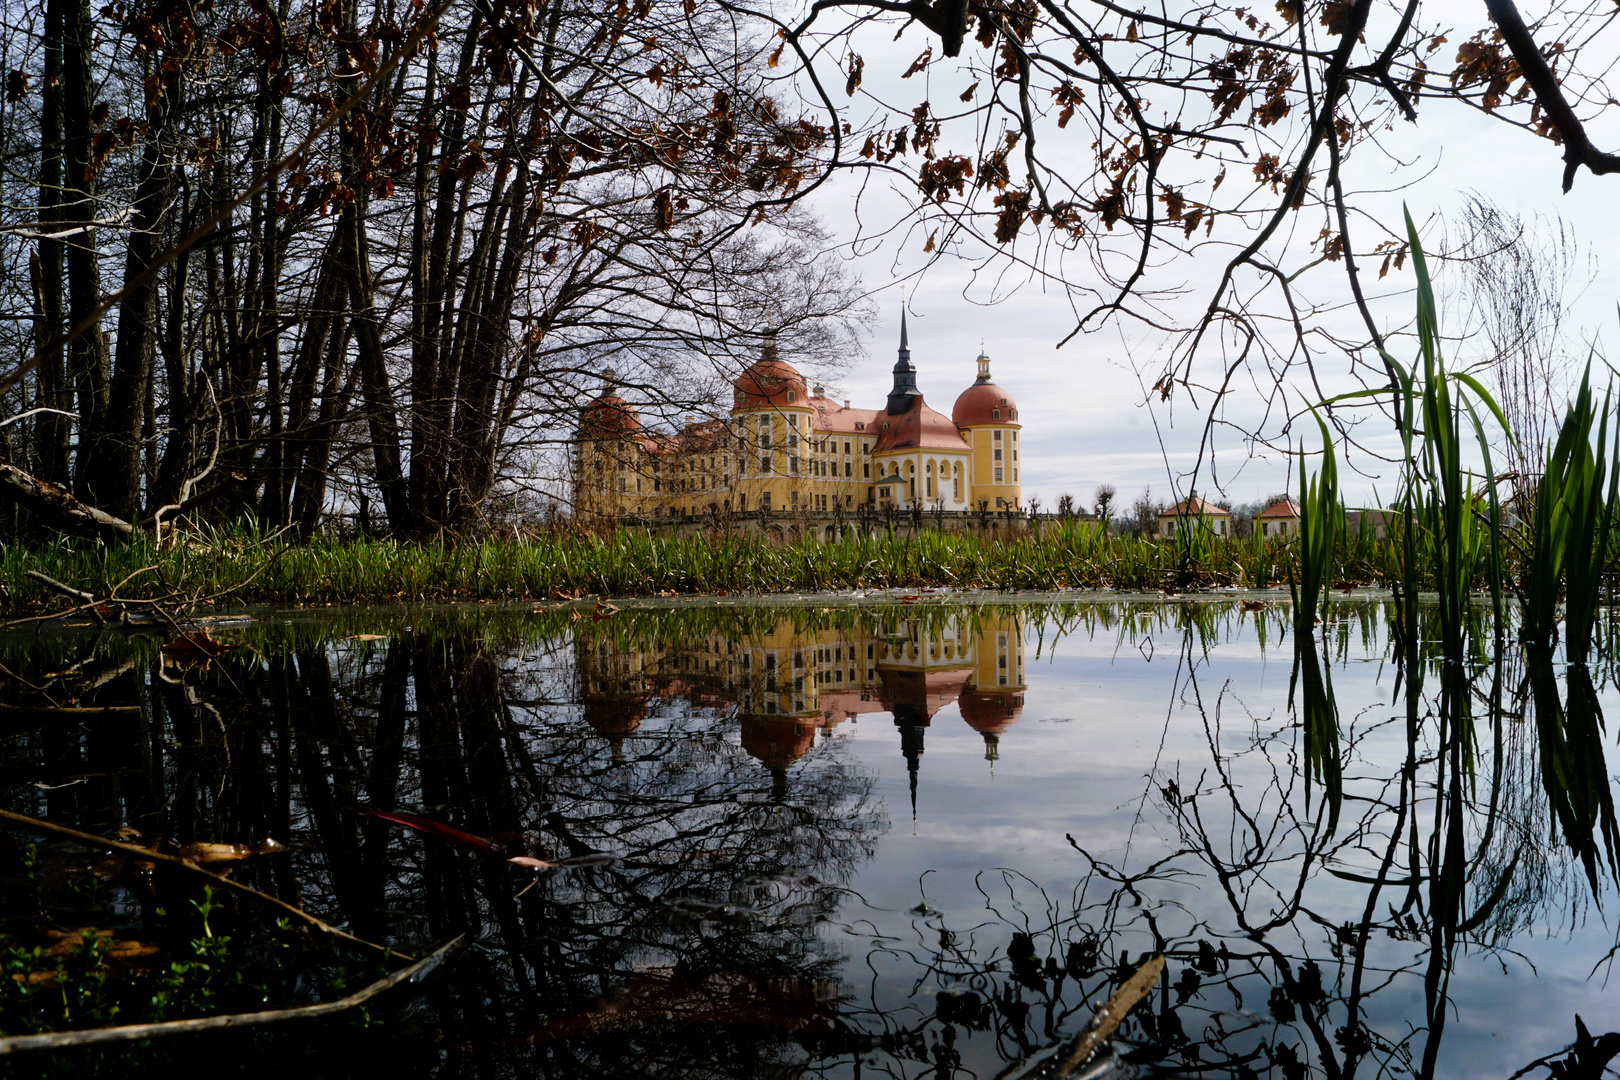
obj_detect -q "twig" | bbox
[24,570,96,604]
[0,935,465,1054]
[0,704,140,722]
[0,809,412,961]
[152,371,222,548]
[0,407,77,430]
[1060,953,1165,1075]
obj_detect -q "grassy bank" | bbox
[0,521,1409,611]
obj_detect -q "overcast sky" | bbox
[782,0,1620,512]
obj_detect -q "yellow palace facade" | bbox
[573,316,1023,529]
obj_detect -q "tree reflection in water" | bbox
[0,600,1615,1078]
[839,602,1617,1080]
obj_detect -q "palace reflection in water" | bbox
[579,609,1025,809]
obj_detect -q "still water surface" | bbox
[1,596,1614,1078]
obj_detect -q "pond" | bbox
[0,594,1614,1079]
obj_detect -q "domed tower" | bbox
[952,348,1022,511]
[576,370,644,522]
[962,609,1025,761]
[731,335,814,521]
[959,687,1023,762]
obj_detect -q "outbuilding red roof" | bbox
[1257,499,1300,520]
[1159,497,1230,518]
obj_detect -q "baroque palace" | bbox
[574,315,1022,531]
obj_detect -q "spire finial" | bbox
[974,345,992,385]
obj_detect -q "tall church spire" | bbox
[887,308,921,415]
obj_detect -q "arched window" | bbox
[925,461,934,499]
[992,408,1000,420]
[953,463,962,501]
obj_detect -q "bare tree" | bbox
[1451,195,1593,491]
[1092,485,1116,529]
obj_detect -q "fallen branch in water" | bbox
[1061,953,1165,1075]
[0,460,135,541]
[0,934,465,1054]
[0,808,412,961]
[0,704,141,733]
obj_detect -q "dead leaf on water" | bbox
[345,633,388,642]
[175,838,288,863]
[507,855,556,870]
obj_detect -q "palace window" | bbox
[995,467,1003,483]
[760,455,772,473]
[845,462,852,477]
[993,409,1000,420]
[953,464,961,501]
[994,448,1002,461]
[787,390,796,402]
[863,462,870,478]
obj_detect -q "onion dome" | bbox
[733,335,809,409]
[741,715,815,769]
[951,349,1019,427]
[958,687,1023,735]
[580,391,642,437]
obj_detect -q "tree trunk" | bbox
[345,207,409,531]
[33,0,68,485]
[98,56,176,522]
[60,0,110,501]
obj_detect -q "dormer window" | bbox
[992,408,1000,420]
[786,391,796,402]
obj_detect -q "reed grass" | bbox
[1520,365,1618,661]
[0,520,1430,612]
[1290,413,1345,832]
